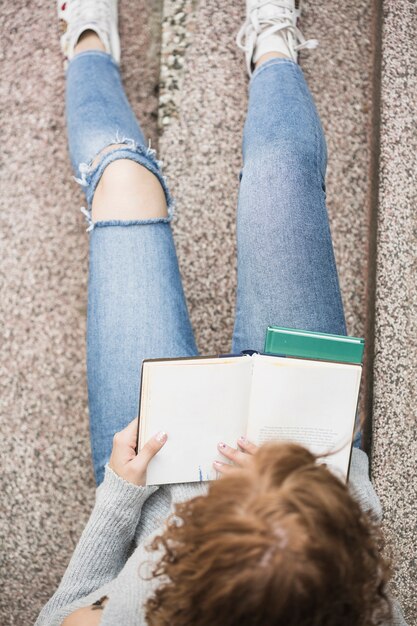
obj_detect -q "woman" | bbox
[35,0,406,624]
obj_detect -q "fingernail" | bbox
[239,436,247,442]
[218,442,227,449]
[155,431,167,443]
[214,460,224,466]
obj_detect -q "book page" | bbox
[139,357,253,485]
[247,355,362,479]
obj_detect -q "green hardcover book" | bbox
[264,326,365,364]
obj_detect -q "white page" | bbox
[247,355,362,479]
[139,357,253,485]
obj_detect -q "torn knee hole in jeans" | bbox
[74,133,175,232]
[73,133,165,188]
[90,142,140,169]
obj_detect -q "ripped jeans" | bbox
[66,51,360,486]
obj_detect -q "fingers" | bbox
[113,417,139,444]
[124,416,139,434]
[213,460,235,475]
[213,437,258,475]
[110,429,168,486]
[135,431,168,466]
[237,436,258,455]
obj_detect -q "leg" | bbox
[232,57,346,348]
[66,48,198,485]
[232,57,362,447]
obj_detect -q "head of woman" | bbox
[144,442,391,626]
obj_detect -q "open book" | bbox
[136,352,362,486]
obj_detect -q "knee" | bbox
[242,141,324,191]
[91,151,169,222]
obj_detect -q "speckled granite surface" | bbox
[0,1,163,624]
[0,0,415,624]
[370,0,417,620]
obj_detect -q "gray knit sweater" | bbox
[35,448,407,626]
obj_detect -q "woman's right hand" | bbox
[213,436,258,475]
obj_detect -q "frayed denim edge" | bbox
[74,135,176,232]
[84,214,174,230]
[249,57,299,88]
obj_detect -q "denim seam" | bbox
[320,189,347,335]
[314,106,327,190]
[314,96,322,195]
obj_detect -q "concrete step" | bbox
[368,0,417,619]
[158,0,415,621]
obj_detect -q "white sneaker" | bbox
[57,0,120,66]
[236,0,318,77]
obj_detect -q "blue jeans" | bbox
[65,51,361,486]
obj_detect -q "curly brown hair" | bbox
[144,442,392,626]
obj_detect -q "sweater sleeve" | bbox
[35,464,158,626]
[347,448,383,520]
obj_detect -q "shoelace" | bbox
[235,0,318,59]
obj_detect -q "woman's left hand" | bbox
[213,436,258,475]
[109,418,167,486]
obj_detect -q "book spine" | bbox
[264,327,364,364]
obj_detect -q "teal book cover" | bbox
[264,326,365,364]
